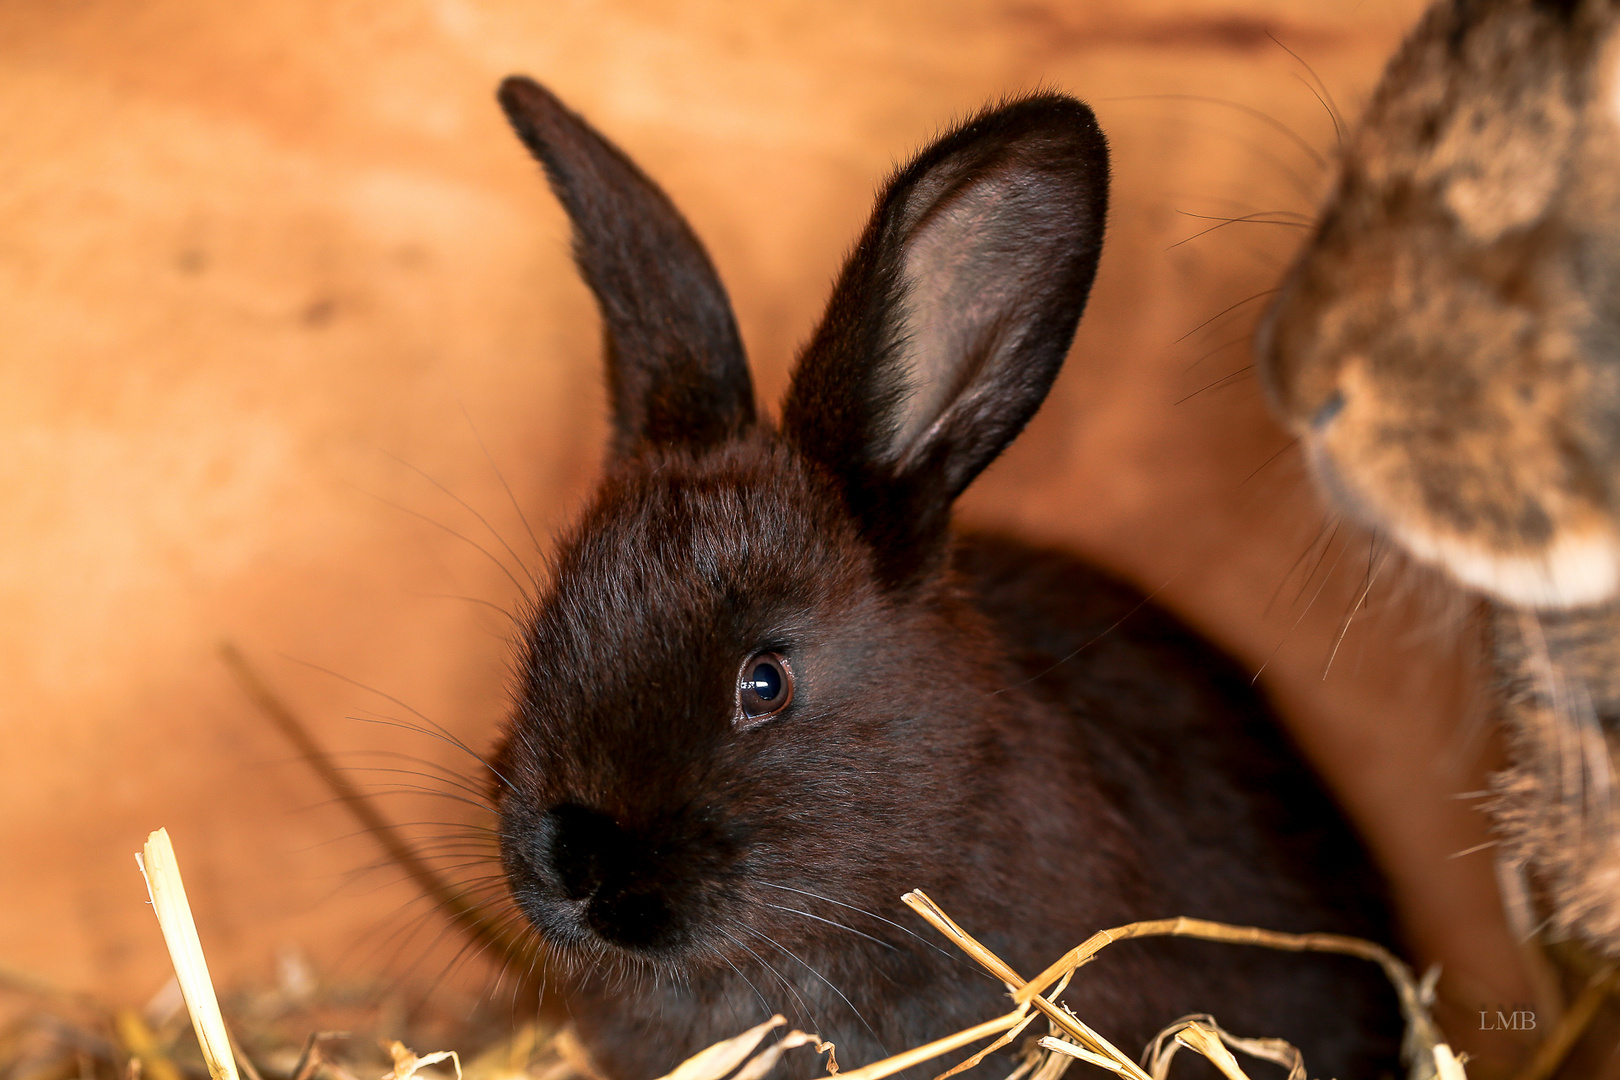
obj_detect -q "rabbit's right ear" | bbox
[499,77,755,459]
[782,95,1109,587]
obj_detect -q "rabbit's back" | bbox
[954,531,1403,1078]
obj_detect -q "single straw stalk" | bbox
[135,828,241,1080]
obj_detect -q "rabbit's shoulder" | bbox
[952,529,1266,735]
[953,530,1393,939]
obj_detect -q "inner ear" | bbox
[890,172,1060,470]
[781,94,1109,586]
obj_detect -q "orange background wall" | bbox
[0,0,1529,1067]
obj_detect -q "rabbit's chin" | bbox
[1393,522,1620,610]
[526,914,720,983]
[1302,430,1620,609]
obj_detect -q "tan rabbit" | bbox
[1258,0,1620,963]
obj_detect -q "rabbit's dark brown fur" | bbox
[1258,0,1620,961]
[492,77,1402,1080]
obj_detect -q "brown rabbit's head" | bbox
[1259,0,1620,608]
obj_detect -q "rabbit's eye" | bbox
[738,652,793,723]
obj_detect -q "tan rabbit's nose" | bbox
[1253,287,1351,437]
[1309,388,1346,431]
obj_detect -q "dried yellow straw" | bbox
[385,1041,464,1080]
[899,892,1147,1080]
[647,1015,831,1080]
[833,1011,1030,1080]
[998,907,1459,1080]
[828,890,1465,1080]
[1141,1016,1304,1080]
[662,1016,788,1080]
[1513,962,1618,1080]
[135,828,241,1080]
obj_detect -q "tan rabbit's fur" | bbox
[1490,605,1620,947]
[1261,0,1620,959]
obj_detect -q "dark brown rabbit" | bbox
[1258,0,1620,961]
[492,78,1402,1080]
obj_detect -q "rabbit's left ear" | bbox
[499,77,755,459]
[782,95,1109,585]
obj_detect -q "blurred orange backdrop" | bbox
[0,0,1530,1069]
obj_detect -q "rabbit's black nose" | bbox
[545,802,627,901]
[541,802,683,949]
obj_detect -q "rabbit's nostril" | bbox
[538,804,690,950]
[544,802,627,901]
[1311,389,1346,430]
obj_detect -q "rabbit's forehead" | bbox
[1350,0,1595,242]
[509,451,900,761]
[533,449,873,649]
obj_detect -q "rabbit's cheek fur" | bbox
[1301,348,1620,608]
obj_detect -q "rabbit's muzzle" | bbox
[506,800,741,955]
[1259,215,1620,610]
[1279,346,1620,608]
